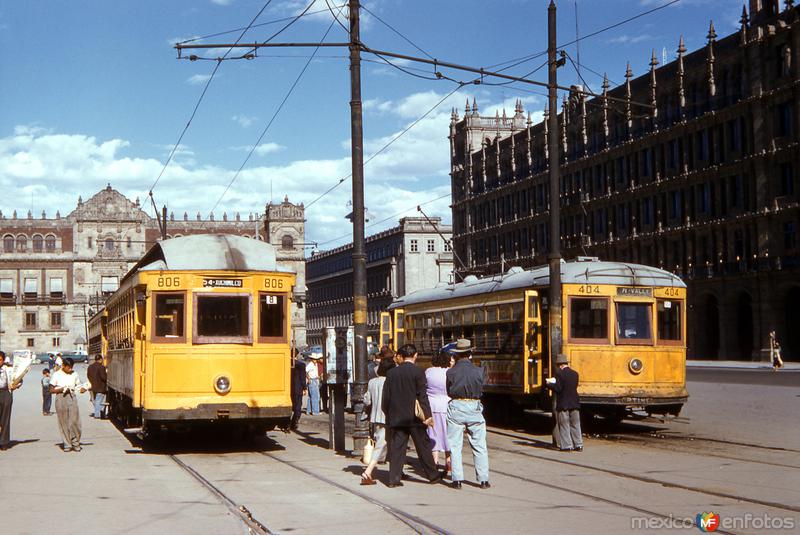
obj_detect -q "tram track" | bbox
[258,451,453,535]
[485,429,800,514]
[169,454,273,535]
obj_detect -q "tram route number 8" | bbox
[264,277,284,290]
[157,276,181,288]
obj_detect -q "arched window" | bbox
[16,235,27,252]
[3,235,13,253]
[45,235,56,251]
[32,234,43,252]
[281,235,294,250]
[105,238,114,251]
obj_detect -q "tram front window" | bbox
[154,293,184,339]
[259,294,285,340]
[616,302,652,343]
[197,295,250,338]
[569,298,608,341]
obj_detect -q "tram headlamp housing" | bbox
[628,358,644,375]
[214,375,232,395]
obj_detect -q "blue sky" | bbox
[0,0,745,250]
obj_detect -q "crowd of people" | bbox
[0,350,108,453]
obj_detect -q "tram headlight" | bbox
[628,358,644,375]
[214,375,232,395]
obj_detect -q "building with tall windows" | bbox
[305,217,453,346]
[449,1,799,360]
[0,185,306,353]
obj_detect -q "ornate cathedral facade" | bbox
[0,185,306,354]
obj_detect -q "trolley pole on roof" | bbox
[547,1,563,362]
[348,0,370,455]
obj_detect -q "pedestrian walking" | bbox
[445,339,490,489]
[381,344,442,487]
[47,353,55,371]
[360,357,396,485]
[49,358,87,452]
[41,369,53,415]
[86,355,108,419]
[544,354,583,452]
[305,356,321,415]
[290,351,306,429]
[426,350,452,475]
[770,331,785,371]
[0,351,22,450]
[54,352,63,372]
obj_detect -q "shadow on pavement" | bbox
[292,428,330,449]
[3,438,39,449]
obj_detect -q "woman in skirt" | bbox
[425,350,453,474]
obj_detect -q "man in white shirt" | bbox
[49,358,86,452]
[305,358,321,415]
[54,352,63,371]
[0,351,22,450]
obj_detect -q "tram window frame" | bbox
[568,297,610,344]
[193,293,252,345]
[258,292,287,343]
[151,291,186,343]
[615,301,654,345]
[656,299,683,345]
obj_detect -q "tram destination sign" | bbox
[617,287,653,297]
[203,278,243,288]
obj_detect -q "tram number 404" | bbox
[577,285,600,294]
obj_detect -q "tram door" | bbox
[523,290,543,393]
[379,312,392,349]
[392,309,405,348]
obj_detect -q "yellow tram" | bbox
[380,258,688,420]
[91,234,295,437]
[87,307,108,360]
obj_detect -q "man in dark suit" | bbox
[544,353,583,452]
[381,344,442,487]
[289,351,306,430]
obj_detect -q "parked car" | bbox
[62,352,89,364]
[36,353,53,365]
[302,345,323,360]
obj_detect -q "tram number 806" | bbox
[264,278,285,290]
[157,276,181,288]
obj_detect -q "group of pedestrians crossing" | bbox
[355,339,584,489]
[0,351,108,453]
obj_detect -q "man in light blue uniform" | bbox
[445,339,490,490]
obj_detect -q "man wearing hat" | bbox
[545,354,583,452]
[445,339,490,489]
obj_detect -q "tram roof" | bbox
[130,234,292,276]
[390,260,685,309]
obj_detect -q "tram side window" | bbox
[657,300,682,341]
[616,302,652,343]
[570,298,608,342]
[260,294,285,340]
[197,295,250,340]
[154,293,185,340]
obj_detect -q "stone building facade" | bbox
[0,185,307,354]
[449,1,800,360]
[305,217,453,346]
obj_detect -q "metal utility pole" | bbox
[547,1,563,362]
[348,0,369,455]
[162,205,168,240]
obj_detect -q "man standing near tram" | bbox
[545,354,583,452]
[446,339,491,490]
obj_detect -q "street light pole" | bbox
[348,0,369,454]
[547,1,563,363]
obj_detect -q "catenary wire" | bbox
[147,0,276,208]
[177,4,346,44]
[324,0,351,35]
[202,5,344,224]
[360,3,435,60]
[487,0,683,73]
[304,83,463,209]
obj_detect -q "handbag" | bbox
[362,437,375,465]
[414,399,425,421]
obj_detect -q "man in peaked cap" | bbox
[445,339,491,489]
[545,354,583,452]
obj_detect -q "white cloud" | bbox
[186,73,213,85]
[232,114,257,128]
[210,0,233,6]
[231,142,285,156]
[607,33,655,45]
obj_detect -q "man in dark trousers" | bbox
[381,344,442,487]
[544,353,583,452]
[87,355,108,419]
[0,351,22,450]
[290,351,306,430]
[445,339,490,489]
